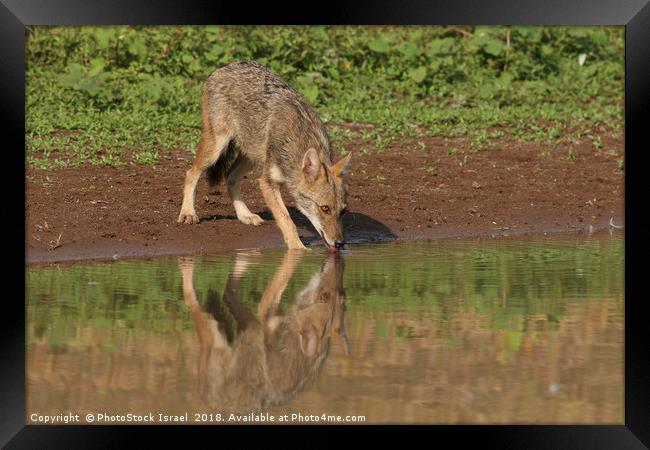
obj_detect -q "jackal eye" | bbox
[320,205,331,214]
[340,207,349,217]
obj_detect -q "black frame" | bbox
[4,0,648,447]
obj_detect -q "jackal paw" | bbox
[178,256,195,275]
[287,240,308,250]
[178,255,196,266]
[238,213,264,226]
[178,212,199,224]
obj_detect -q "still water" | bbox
[27,235,623,424]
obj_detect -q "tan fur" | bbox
[268,164,285,184]
[178,251,348,412]
[178,61,352,249]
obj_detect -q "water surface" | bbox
[27,235,624,424]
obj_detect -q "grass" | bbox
[26,26,624,169]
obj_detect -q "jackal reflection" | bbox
[179,251,348,412]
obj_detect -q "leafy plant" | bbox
[26,26,624,168]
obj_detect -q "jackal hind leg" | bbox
[178,127,232,224]
[227,157,264,226]
[259,176,306,250]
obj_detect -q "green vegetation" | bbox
[26,26,624,168]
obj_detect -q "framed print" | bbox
[3,0,648,447]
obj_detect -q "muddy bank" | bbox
[26,134,624,265]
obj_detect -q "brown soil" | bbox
[26,133,624,265]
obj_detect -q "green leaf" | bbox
[88,58,106,77]
[80,81,101,96]
[494,72,513,89]
[474,26,496,36]
[59,63,84,87]
[94,28,115,49]
[579,64,598,78]
[146,79,163,102]
[426,38,455,56]
[311,26,328,41]
[592,30,608,46]
[513,26,532,37]
[478,82,496,99]
[484,39,504,56]
[568,28,589,38]
[541,44,554,56]
[206,46,224,62]
[128,37,147,62]
[368,37,390,53]
[514,26,542,42]
[408,66,427,84]
[281,64,297,75]
[387,65,401,77]
[299,81,319,103]
[398,42,421,59]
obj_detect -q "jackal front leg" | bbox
[258,249,304,322]
[259,177,306,250]
[179,256,200,310]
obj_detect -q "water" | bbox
[26,235,624,424]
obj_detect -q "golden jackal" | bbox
[179,251,348,412]
[178,61,352,251]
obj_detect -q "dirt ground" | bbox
[26,132,624,265]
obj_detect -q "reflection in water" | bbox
[27,236,624,424]
[180,251,347,412]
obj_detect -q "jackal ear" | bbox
[331,153,352,180]
[302,148,322,182]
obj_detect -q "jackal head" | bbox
[291,253,349,357]
[295,148,352,252]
